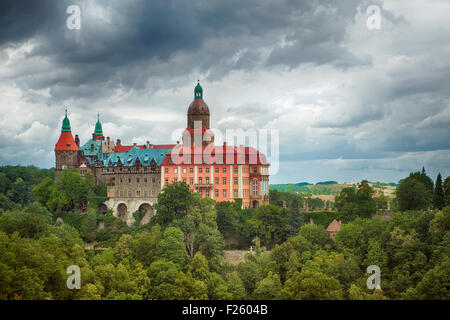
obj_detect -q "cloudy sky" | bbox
[0,0,449,184]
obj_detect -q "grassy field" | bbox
[270,181,397,199]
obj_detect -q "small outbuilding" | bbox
[327,219,342,242]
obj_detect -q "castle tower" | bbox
[54,110,79,171]
[183,81,214,146]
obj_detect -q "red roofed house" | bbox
[327,219,342,242]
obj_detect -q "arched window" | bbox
[252,179,258,196]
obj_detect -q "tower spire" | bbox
[94,112,103,138]
[194,81,203,99]
[61,109,71,132]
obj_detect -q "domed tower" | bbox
[55,110,79,171]
[184,81,214,146]
[187,81,210,129]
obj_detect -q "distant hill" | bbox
[316,181,338,185]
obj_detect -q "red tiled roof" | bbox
[55,132,78,151]
[161,144,269,166]
[327,219,342,232]
[113,144,176,153]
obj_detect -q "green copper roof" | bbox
[61,110,71,132]
[194,81,203,99]
[95,114,103,136]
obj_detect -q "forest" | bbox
[0,166,449,300]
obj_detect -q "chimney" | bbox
[74,134,80,148]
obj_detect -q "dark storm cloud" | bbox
[0,0,364,101]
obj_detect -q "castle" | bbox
[55,82,269,225]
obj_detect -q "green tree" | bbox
[153,182,193,227]
[155,227,189,269]
[253,272,282,299]
[226,271,247,300]
[433,173,445,210]
[396,176,431,211]
[147,260,179,299]
[283,270,344,300]
[443,176,450,206]
[249,204,286,248]
[335,180,376,222]
[216,201,239,239]
[298,224,329,248]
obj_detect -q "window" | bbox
[223,189,227,198]
[151,190,155,196]
[165,168,168,173]
[252,179,258,196]
[206,190,209,197]
[253,167,257,173]
[183,178,186,183]
[165,179,168,185]
[199,190,202,196]
[120,178,123,183]
[234,178,238,185]
[223,167,226,173]
[234,167,238,173]
[199,168,203,173]
[215,189,219,198]
[223,178,226,185]
[206,177,210,184]
[215,177,219,185]
[144,178,147,183]
[174,178,177,183]
[152,178,155,183]
[199,177,203,184]
[234,190,238,198]
[215,167,219,173]
[206,167,209,173]
[190,168,193,173]
[137,178,140,183]
[136,190,141,197]
[190,178,193,185]
[183,168,186,174]
[174,168,178,174]
[128,178,131,183]
[128,191,132,197]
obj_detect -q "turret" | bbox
[55,110,79,171]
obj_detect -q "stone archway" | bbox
[117,203,128,221]
[137,203,154,225]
